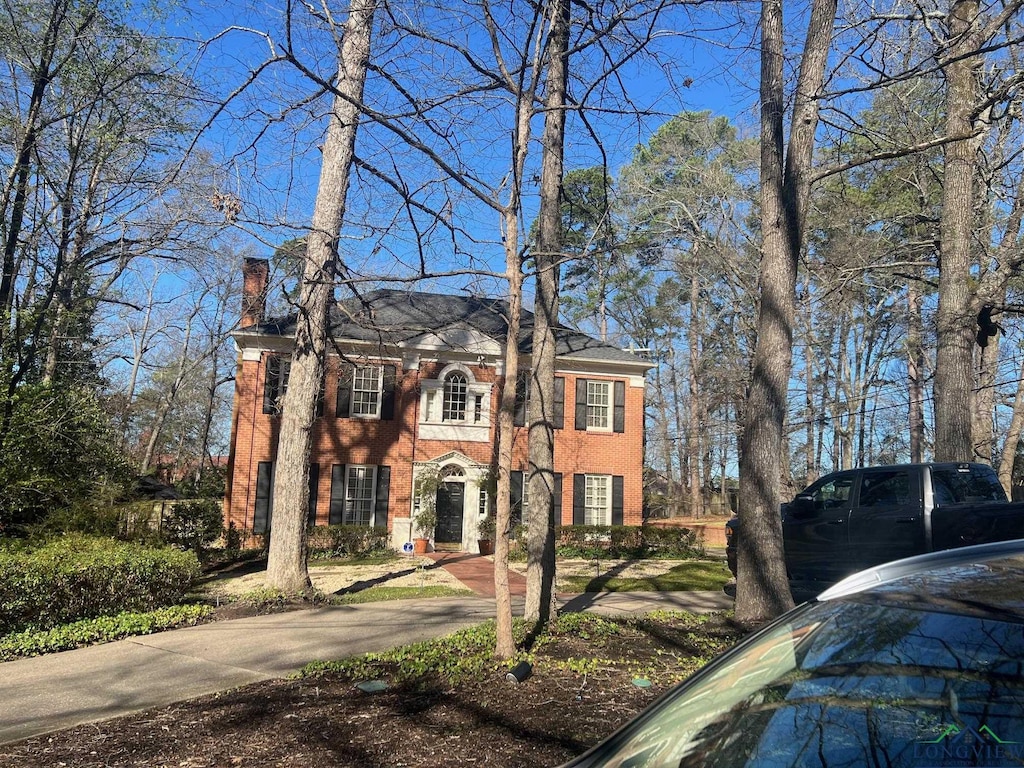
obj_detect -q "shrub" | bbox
[162,499,224,557]
[555,525,704,559]
[0,604,212,660]
[0,535,201,634]
[307,525,391,558]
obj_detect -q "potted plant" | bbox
[412,468,443,554]
[477,510,496,556]
[413,504,437,554]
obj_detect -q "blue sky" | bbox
[171,0,761,302]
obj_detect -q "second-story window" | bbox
[443,372,468,421]
[419,365,491,440]
[262,355,291,414]
[586,380,611,430]
[337,362,396,420]
[351,365,383,417]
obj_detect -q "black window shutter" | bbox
[254,461,273,533]
[381,365,397,420]
[336,363,354,418]
[613,381,626,433]
[510,470,524,524]
[612,475,624,525]
[315,373,325,418]
[575,379,587,431]
[262,357,279,414]
[374,465,391,527]
[307,463,320,526]
[553,377,565,429]
[329,464,346,525]
[553,473,563,525]
[572,474,585,525]
[514,371,528,427]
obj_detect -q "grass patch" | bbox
[560,560,732,593]
[0,604,212,660]
[333,585,473,604]
[302,619,518,684]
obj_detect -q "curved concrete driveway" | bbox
[0,591,731,746]
[0,597,496,745]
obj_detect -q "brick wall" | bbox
[224,353,647,535]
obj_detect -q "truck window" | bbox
[931,467,1005,505]
[811,476,854,511]
[859,471,910,507]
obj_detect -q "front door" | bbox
[435,482,464,545]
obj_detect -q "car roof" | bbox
[817,538,1024,622]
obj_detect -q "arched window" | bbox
[443,372,468,421]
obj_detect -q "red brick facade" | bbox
[224,285,650,552]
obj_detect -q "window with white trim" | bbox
[586,380,611,430]
[419,366,492,439]
[263,356,291,414]
[351,365,383,417]
[584,474,611,525]
[345,465,375,526]
[443,372,468,421]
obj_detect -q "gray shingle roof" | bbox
[247,289,649,366]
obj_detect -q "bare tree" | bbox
[525,0,570,628]
[736,0,837,626]
[266,0,378,593]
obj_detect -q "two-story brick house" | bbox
[224,258,651,552]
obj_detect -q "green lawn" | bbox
[560,560,732,593]
[333,585,473,604]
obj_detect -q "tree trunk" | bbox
[998,367,1024,497]
[737,0,836,626]
[653,363,677,515]
[525,0,569,627]
[266,0,376,594]
[493,84,534,659]
[933,0,980,462]
[803,277,817,484]
[907,279,926,463]
[141,312,196,473]
[687,268,704,518]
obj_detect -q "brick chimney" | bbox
[241,258,269,328]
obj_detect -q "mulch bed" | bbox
[0,613,744,768]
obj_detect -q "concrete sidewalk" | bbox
[0,576,731,746]
[0,597,499,745]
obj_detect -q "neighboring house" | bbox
[224,258,652,553]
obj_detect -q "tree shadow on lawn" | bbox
[330,558,448,597]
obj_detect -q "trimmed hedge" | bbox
[554,525,704,559]
[307,525,391,559]
[0,535,201,634]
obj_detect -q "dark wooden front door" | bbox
[435,482,464,544]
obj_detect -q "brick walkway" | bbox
[426,553,527,598]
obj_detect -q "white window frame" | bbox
[264,356,291,414]
[584,474,611,526]
[418,364,492,440]
[345,465,376,526]
[350,365,384,418]
[586,380,611,432]
[442,372,468,421]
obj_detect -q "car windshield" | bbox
[586,598,1024,768]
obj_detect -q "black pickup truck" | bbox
[725,462,1024,596]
